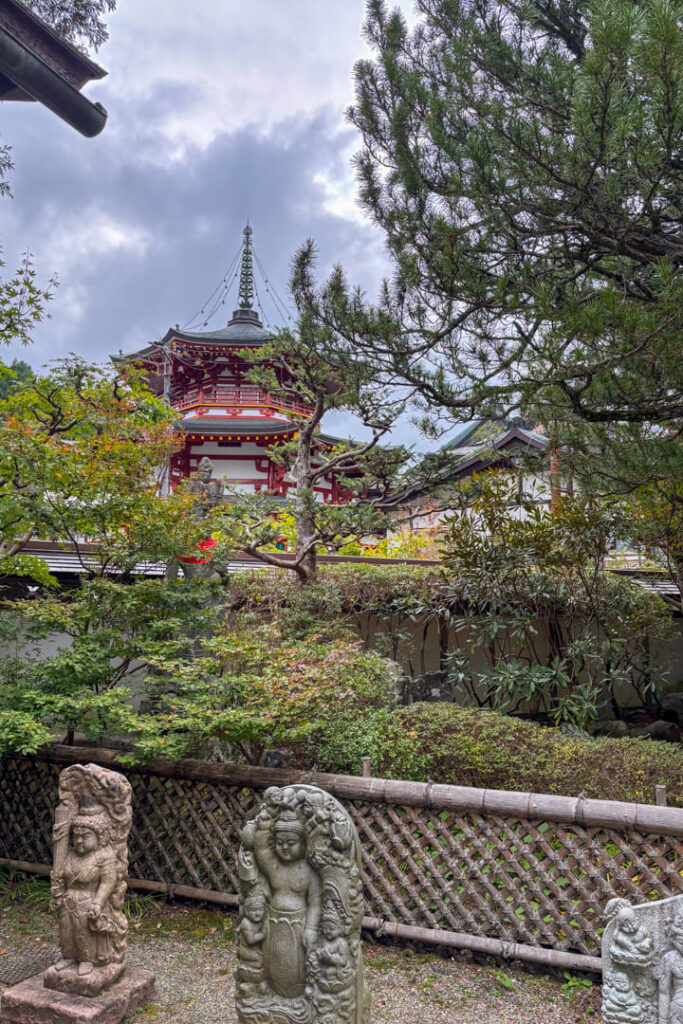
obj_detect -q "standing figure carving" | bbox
[602,895,683,1024]
[44,763,133,998]
[187,456,225,520]
[236,784,369,1024]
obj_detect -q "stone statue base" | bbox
[44,960,126,997]
[0,966,155,1024]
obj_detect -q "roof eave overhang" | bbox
[0,25,107,136]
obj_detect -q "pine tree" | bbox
[295,0,683,454]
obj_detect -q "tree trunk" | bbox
[293,433,318,584]
[295,510,317,583]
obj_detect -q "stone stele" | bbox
[601,893,683,1024]
[236,783,370,1024]
[0,763,155,1024]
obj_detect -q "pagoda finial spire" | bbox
[238,223,254,310]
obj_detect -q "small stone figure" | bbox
[658,905,683,1023]
[0,763,154,1024]
[602,895,683,1024]
[236,784,369,1024]
[166,456,225,582]
[236,891,268,994]
[610,904,655,971]
[603,967,646,1024]
[188,455,226,516]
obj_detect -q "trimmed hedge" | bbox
[365,704,683,806]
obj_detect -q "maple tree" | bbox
[0,357,201,583]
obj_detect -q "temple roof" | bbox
[163,309,272,348]
[0,0,107,136]
[180,416,293,435]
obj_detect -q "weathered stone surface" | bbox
[46,763,134,999]
[558,722,590,738]
[236,783,370,1024]
[661,692,683,720]
[0,967,155,1024]
[590,718,629,738]
[259,748,294,770]
[631,719,681,744]
[601,894,683,1023]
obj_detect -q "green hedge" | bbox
[370,704,683,806]
[303,702,682,806]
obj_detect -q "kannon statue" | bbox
[236,784,369,1024]
[44,763,133,998]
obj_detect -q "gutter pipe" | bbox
[0,26,107,137]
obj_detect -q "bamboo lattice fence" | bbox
[1,745,682,973]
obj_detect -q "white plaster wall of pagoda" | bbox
[191,442,274,456]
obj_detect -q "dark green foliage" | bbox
[439,473,672,724]
[229,546,671,727]
[312,0,683,424]
[24,0,116,51]
[0,359,33,401]
[292,0,683,507]
[0,576,227,754]
[372,703,683,806]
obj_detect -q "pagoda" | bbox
[120,226,352,502]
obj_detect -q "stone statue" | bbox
[236,784,369,1024]
[166,456,225,582]
[0,763,155,1024]
[658,905,683,1024]
[187,456,226,519]
[602,895,683,1024]
[44,763,133,997]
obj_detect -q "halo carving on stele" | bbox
[44,763,133,998]
[602,894,683,1024]
[236,784,370,1024]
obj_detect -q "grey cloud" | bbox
[1,89,386,368]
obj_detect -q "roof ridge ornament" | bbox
[238,223,254,311]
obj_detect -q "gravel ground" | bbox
[0,897,603,1023]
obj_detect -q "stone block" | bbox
[0,966,155,1024]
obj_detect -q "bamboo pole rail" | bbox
[0,857,603,973]
[35,744,683,837]
[2,745,681,974]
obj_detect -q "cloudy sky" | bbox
[2,0,428,443]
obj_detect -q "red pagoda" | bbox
[120,226,352,502]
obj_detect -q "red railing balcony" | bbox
[172,384,314,417]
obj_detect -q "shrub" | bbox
[128,625,396,767]
[367,704,683,806]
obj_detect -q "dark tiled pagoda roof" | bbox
[163,309,272,348]
[119,310,272,365]
[180,416,293,434]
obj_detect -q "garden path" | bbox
[0,897,603,1023]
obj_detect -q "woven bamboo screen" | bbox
[1,747,681,972]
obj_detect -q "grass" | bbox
[0,867,51,908]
